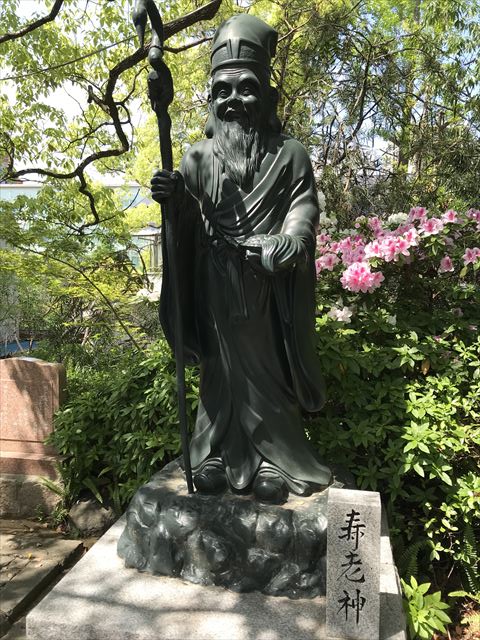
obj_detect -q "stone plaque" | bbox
[326,488,381,640]
[0,358,65,480]
[0,357,65,444]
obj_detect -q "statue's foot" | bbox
[194,465,227,494]
[252,473,288,504]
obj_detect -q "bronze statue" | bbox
[152,14,331,504]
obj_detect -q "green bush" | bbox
[401,577,452,639]
[309,206,480,607]
[310,311,479,594]
[49,340,199,512]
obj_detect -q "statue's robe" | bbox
[160,133,331,493]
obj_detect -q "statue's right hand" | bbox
[151,169,183,204]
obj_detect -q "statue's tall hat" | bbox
[211,14,278,75]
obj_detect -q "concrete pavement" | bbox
[0,519,91,639]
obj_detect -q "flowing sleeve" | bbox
[279,139,319,247]
[273,139,325,412]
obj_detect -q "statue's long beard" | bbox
[213,119,263,189]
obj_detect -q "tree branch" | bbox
[0,0,65,45]
[104,0,221,98]
[6,0,222,190]
[8,0,222,185]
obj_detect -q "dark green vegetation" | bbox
[1,0,478,636]
[311,218,479,636]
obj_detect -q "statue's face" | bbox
[211,67,266,130]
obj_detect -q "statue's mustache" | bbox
[223,107,249,122]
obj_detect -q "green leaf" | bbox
[82,477,104,505]
[413,463,425,477]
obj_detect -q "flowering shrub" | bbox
[316,207,480,287]
[310,207,480,598]
[340,261,384,294]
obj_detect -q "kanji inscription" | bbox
[326,488,381,639]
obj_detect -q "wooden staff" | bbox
[133,0,194,493]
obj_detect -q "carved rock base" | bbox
[118,459,352,598]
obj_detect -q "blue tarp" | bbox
[0,340,37,358]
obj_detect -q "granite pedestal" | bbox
[26,510,406,639]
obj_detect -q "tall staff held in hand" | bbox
[133,0,194,494]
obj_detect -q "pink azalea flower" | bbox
[317,245,330,255]
[438,256,454,273]
[442,209,458,223]
[394,237,410,258]
[466,208,480,222]
[403,228,419,247]
[408,206,427,221]
[365,231,415,262]
[420,217,444,236]
[370,271,385,289]
[463,247,480,265]
[340,262,384,294]
[316,253,340,274]
[323,253,340,271]
[368,217,383,235]
[316,233,331,247]
[395,223,414,236]
[342,246,366,265]
[364,241,383,259]
[330,241,340,253]
[336,236,367,265]
[382,238,398,262]
[339,237,353,251]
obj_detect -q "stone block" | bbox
[0,452,58,478]
[0,357,65,448]
[0,440,57,454]
[0,474,19,517]
[326,487,381,640]
[0,357,64,483]
[0,474,61,518]
[68,498,116,536]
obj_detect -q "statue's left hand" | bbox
[244,234,305,273]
